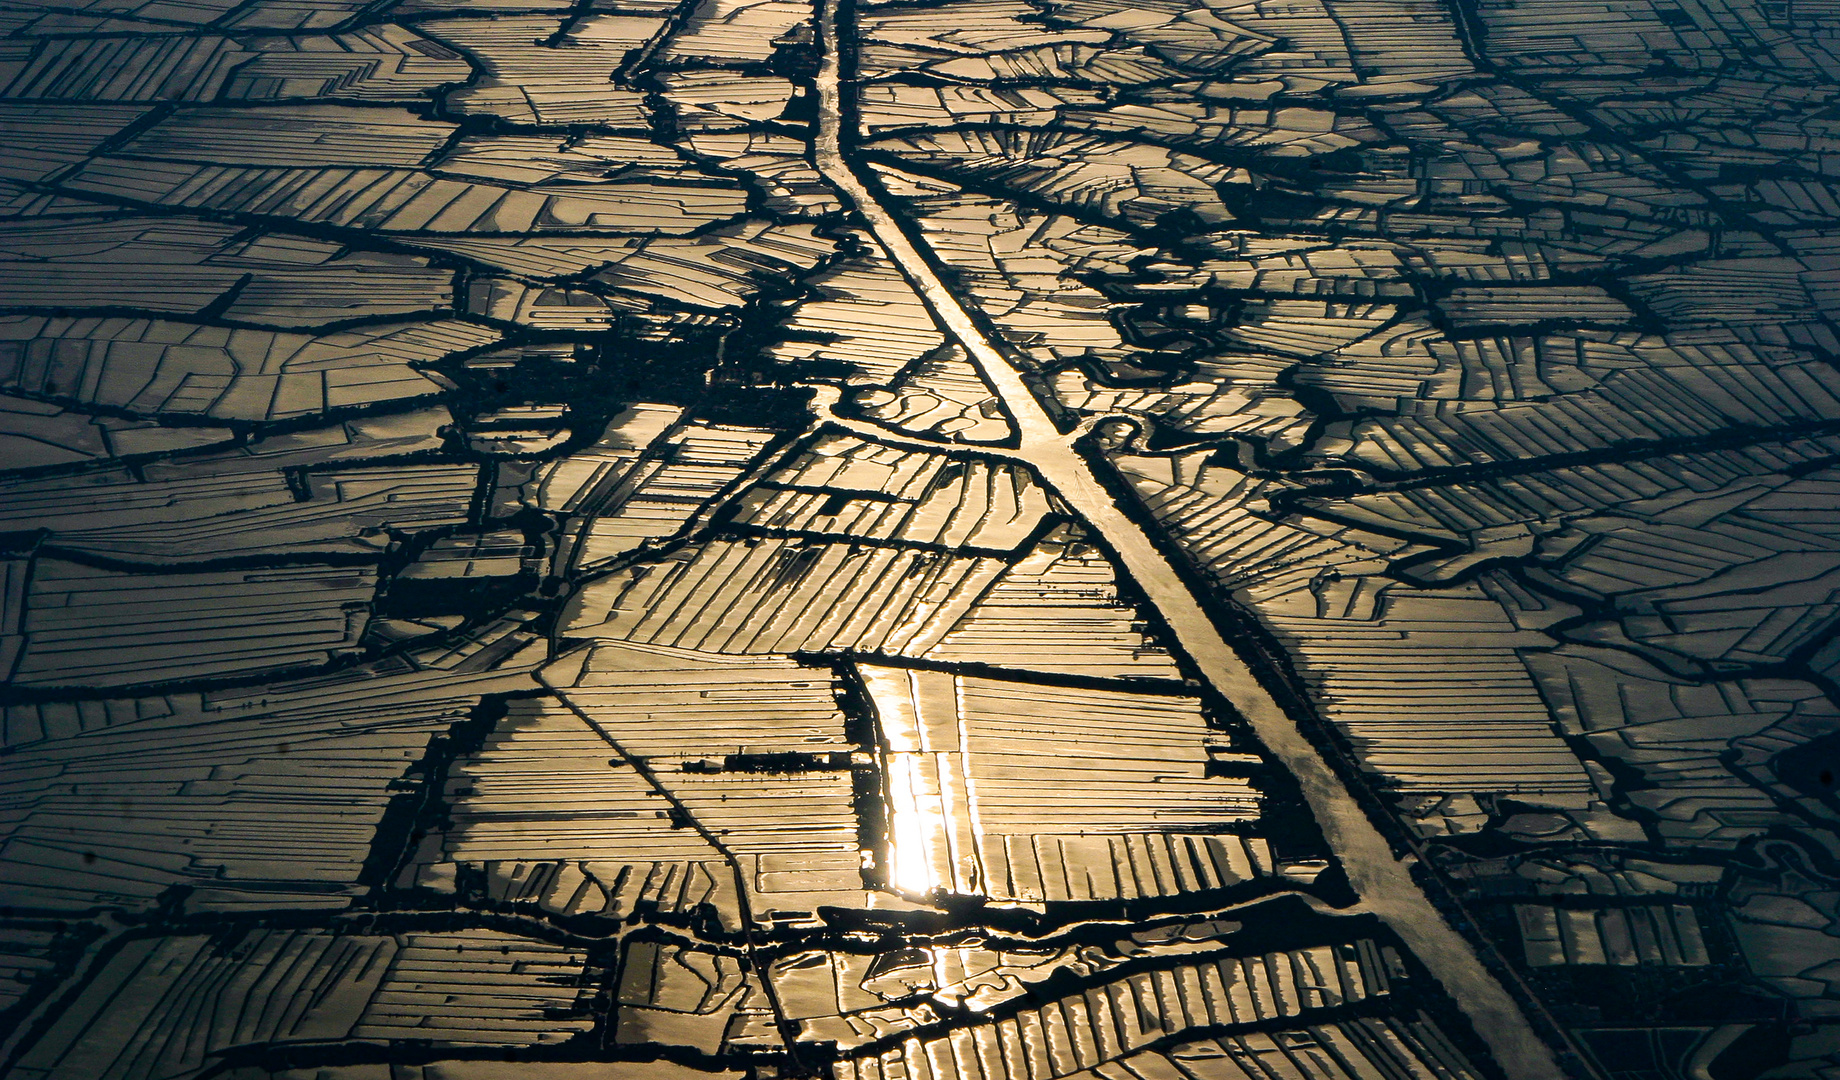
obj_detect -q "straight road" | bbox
[806,6,1568,1077]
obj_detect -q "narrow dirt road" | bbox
[806,5,1568,1076]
